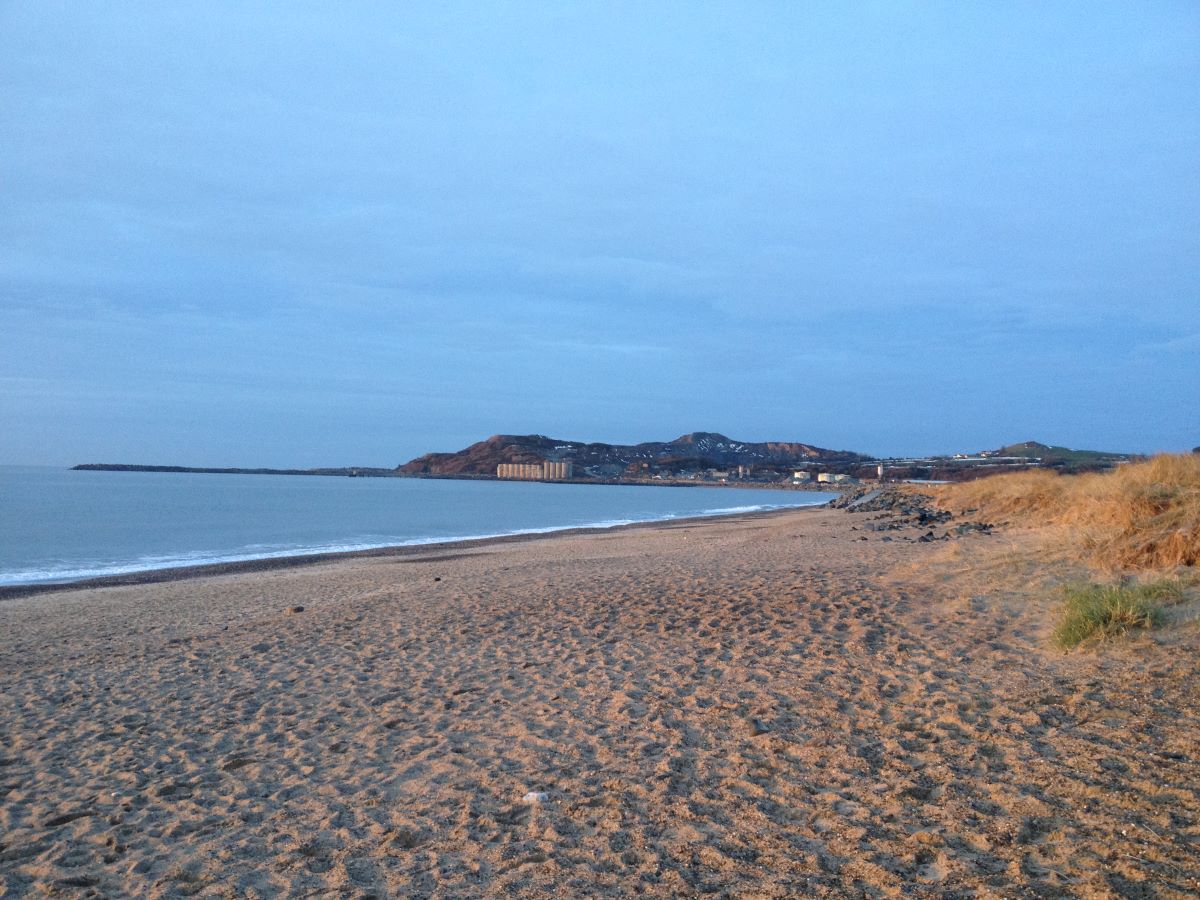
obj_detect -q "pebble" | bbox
[523,791,549,804]
[287,606,305,614]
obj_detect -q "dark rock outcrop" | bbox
[833,485,993,540]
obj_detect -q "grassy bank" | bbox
[935,454,1199,647]
[937,453,1200,571]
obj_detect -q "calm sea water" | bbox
[0,467,835,587]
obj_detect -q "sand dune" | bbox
[2,507,1197,896]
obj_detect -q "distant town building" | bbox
[792,471,811,482]
[496,463,542,481]
[817,473,855,484]
[542,460,573,481]
[497,461,574,481]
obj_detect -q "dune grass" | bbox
[1052,579,1183,648]
[937,454,1200,571]
[931,456,1199,648]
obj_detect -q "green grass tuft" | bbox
[1053,579,1183,648]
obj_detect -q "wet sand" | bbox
[1,506,1197,897]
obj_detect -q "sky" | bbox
[1,2,1197,467]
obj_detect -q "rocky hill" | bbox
[397,432,866,476]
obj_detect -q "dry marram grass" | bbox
[935,453,1200,571]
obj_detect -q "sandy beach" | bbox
[2,505,1198,897]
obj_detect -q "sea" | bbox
[0,467,836,587]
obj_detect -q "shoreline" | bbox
[0,502,825,601]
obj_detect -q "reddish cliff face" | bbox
[397,432,867,476]
[398,435,565,475]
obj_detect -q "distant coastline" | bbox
[68,463,838,492]
[71,433,1136,487]
[72,463,399,478]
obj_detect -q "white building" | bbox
[817,473,854,484]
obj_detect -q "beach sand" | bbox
[2,506,1198,897]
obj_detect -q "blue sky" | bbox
[2,2,1197,466]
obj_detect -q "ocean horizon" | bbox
[0,466,835,587]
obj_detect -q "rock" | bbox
[845,489,885,509]
[751,718,771,736]
[287,606,304,614]
[522,791,549,804]
[954,521,993,536]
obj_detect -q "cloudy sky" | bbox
[2,2,1196,466]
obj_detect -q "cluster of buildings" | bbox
[495,458,872,487]
[496,461,574,481]
[792,471,860,484]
